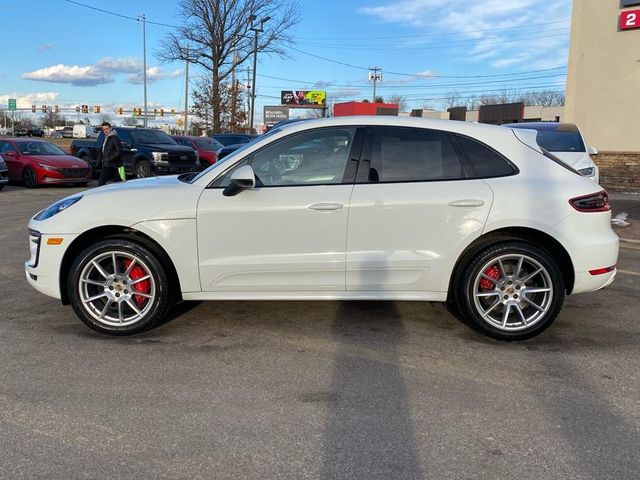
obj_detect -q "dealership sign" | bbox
[620,9,640,29]
[264,106,289,126]
[281,90,326,108]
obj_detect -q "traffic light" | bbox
[170,109,176,116]
[94,105,101,114]
[54,105,59,113]
[32,105,36,113]
[117,107,124,115]
[153,108,158,116]
[160,109,164,117]
[76,106,80,113]
[81,105,89,114]
[41,105,47,113]
[137,108,143,116]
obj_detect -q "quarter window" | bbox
[456,135,515,178]
[362,127,464,183]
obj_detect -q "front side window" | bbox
[250,128,356,187]
[363,127,464,183]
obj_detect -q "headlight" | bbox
[151,152,168,162]
[34,195,83,221]
[578,167,595,177]
[39,163,59,172]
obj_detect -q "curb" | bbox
[620,238,640,250]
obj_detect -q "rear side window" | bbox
[362,127,464,183]
[535,130,585,153]
[456,135,515,178]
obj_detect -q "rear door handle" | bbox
[308,202,344,211]
[448,199,485,207]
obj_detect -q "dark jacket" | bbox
[99,131,123,168]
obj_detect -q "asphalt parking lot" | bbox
[1,184,639,480]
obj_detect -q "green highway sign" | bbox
[8,99,17,111]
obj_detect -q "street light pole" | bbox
[249,16,270,133]
[139,14,148,127]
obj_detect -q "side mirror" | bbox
[223,165,256,197]
[4,150,17,157]
[588,146,598,156]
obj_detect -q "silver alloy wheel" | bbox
[78,251,156,327]
[472,253,553,332]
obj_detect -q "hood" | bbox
[548,151,594,171]
[137,143,195,154]
[32,155,90,168]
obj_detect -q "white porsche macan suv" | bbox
[25,117,618,341]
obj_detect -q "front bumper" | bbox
[25,231,78,300]
[153,162,200,175]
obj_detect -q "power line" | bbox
[295,20,571,41]
[61,0,179,28]
[297,29,569,50]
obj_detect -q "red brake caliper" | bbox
[123,259,150,306]
[480,265,501,290]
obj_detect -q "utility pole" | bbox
[249,15,270,133]
[184,46,189,136]
[246,67,252,133]
[368,66,383,102]
[139,14,148,127]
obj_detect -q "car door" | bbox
[115,130,136,173]
[346,126,494,293]
[196,127,362,293]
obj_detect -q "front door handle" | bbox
[308,202,344,211]
[448,199,486,207]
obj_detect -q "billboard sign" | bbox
[620,9,640,29]
[264,106,289,126]
[281,90,326,108]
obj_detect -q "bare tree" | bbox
[157,0,301,132]
[444,91,462,109]
[39,111,65,129]
[388,94,407,111]
[122,116,140,127]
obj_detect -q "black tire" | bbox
[453,241,565,341]
[23,167,38,188]
[67,238,173,335]
[135,160,152,179]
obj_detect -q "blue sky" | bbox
[0,0,571,124]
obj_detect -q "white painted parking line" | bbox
[618,269,640,277]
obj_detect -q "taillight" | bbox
[569,191,610,213]
[589,266,615,276]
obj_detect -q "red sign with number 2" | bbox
[620,10,640,30]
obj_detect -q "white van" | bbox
[72,125,99,139]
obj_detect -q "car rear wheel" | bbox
[68,239,173,335]
[135,160,152,178]
[23,167,38,188]
[455,241,565,341]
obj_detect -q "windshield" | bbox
[534,130,585,153]
[195,138,223,150]
[17,142,66,155]
[129,129,176,145]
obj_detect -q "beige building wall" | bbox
[565,0,640,151]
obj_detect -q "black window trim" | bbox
[206,126,366,189]
[355,125,473,185]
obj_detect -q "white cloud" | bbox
[0,92,61,108]
[126,67,183,85]
[359,0,572,69]
[22,57,183,87]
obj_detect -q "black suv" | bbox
[71,127,200,178]
[15,126,44,137]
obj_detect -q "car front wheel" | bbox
[455,241,565,341]
[23,167,38,188]
[135,160,152,178]
[68,239,172,335]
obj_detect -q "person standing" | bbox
[98,122,124,186]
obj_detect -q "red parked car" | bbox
[0,138,92,188]
[171,135,223,167]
